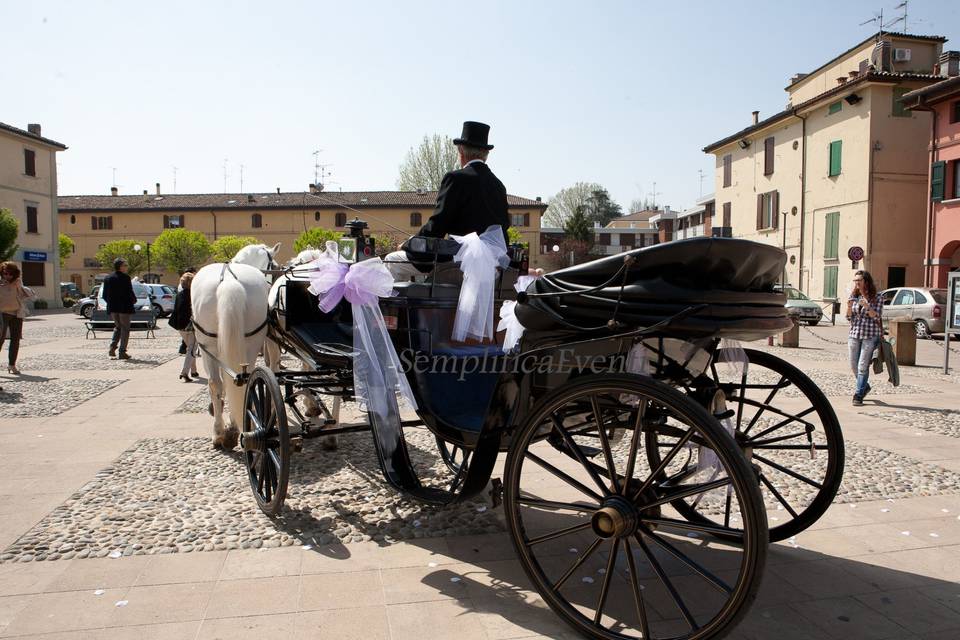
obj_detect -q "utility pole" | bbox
[239,164,245,193]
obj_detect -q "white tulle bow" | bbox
[497,275,536,352]
[451,225,510,342]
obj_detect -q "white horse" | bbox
[192,243,280,449]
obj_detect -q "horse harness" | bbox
[192,262,270,339]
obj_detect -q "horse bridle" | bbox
[192,262,271,339]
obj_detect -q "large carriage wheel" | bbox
[648,348,844,542]
[504,373,767,640]
[242,366,291,517]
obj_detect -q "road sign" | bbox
[23,251,47,262]
[847,246,864,261]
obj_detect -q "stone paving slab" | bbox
[15,353,178,371]
[0,378,127,418]
[863,408,960,440]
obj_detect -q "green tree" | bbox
[396,134,459,191]
[372,231,405,257]
[543,182,604,228]
[584,189,622,227]
[0,208,19,261]
[293,227,342,253]
[95,240,148,276]
[152,229,212,274]
[59,233,75,269]
[563,205,592,243]
[211,235,260,263]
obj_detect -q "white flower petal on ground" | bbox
[108,550,122,559]
[582,576,594,584]
[115,600,128,607]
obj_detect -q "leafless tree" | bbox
[397,134,460,191]
[542,182,603,228]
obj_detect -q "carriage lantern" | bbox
[343,217,376,261]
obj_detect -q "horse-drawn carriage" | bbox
[196,224,844,640]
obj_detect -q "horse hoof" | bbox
[304,406,322,418]
[222,428,239,451]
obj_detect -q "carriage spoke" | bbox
[551,414,612,497]
[723,491,733,528]
[753,453,823,489]
[525,451,604,503]
[745,406,816,442]
[637,516,743,540]
[622,538,652,639]
[742,375,788,435]
[634,533,697,630]
[593,539,619,625]
[620,399,648,496]
[517,495,596,513]
[525,521,593,546]
[263,454,273,502]
[748,431,815,448]
[758,473,799,518]
[639,525,733,594]
[590,396,621,494]
[552,537,603,592]
[255,453,266,495]
[631,427,696,501]
[752,444,829,451]
[246,409,263,433]
[645,477,732,511]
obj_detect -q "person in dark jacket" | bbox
[101,258,137,359]
[386,121,511,279]
[168,272,199,381]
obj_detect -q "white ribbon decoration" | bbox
[451,225,510,342]
[497,275,536,352]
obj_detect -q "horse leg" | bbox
[264,338,282,373]
[207,363,228,449]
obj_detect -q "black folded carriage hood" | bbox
[515,237,794,342]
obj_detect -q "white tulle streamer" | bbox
[717,338,749,378]
[497,275,536,352]
[307,257,417,422]
[451,225,510,342]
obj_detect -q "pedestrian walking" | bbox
[846,269,883,406]
[0,261,36,374]
[177,266,197,356]
[101,258,137,359]
[169,272,199,382]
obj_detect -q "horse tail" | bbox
[217,274,248,371]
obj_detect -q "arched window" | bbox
[314,211,321,222]
[410,212,422,227]
[70,214,76,224]
[251,213,262,228]
[335,212,347,227]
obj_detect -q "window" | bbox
[26,205,38,233]
[335,212,347,227]
[887,266,906,288]
[756,191,779,230]
[251,213,262,228]
[91,216,113,230]
[931,161,946,201]
[23,149,36,176]
[764,137,775,175]
[954,160,960,199]
[893,289,915,306]
[70,214,76,224]
[881,289,897,306]
[823,265,838,299]
[510,213,531,227]
[21,262,44,287]
[914,291,928,305]
[952,101,960,124]
[824,212,840,259]
[828,101,842,115]
[892,87,911,118]
[410,212,422,227]
[163,214,184,229]
[314,211,321,222]
[722,154,732,187]
[722,202,731,227]
[828,140,842,177]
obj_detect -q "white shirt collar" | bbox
[464,159,485,167]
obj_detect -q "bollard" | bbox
[779,318,800,348]
[889,320,916,366]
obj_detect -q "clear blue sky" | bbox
[5,0,958,212]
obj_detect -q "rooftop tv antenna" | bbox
[239,164,245,192]
[312,149,323,186]
[647,181,662,209]
[885,1,908,31]
[222,158,229,193]
[172,166,178,194]
[698,169,705,198]
[859,8,885,38]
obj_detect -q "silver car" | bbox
[775,285,824,326]
[143,283,176,317]
[880,287,947,338]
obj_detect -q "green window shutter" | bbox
[824,212,839,259]
[931,161,946,201]
[828,101,842,115]
[829,140,842,177]
[892,87,910,118]
[823,266,838,299]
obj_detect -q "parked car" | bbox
[880,287,947,339]
[774,284,824,326]
[60,282,81,302]
[143,283,176,317]
[72,285,100,319]
[96,282,154,314]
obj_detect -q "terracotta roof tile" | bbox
[0,121,68,149]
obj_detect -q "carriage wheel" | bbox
[504,374,767,640]
[242,366,290,517]
[648,348,844,542]
[436,436,471,474]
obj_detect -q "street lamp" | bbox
[133,242,152,282]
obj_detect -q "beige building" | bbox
[593,209,660,255]
[703,32,951,301]
[0,122,67,305]
[58,187,547,288]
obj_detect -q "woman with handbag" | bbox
[0,261,36,375]
[846,269,883,406]
[168,272,199,382]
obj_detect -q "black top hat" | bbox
[453,121,494,150]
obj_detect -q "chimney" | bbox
[27,123,41,136]
[276,187,280,194]
[308,183,318,194]
[940,51,960,77]
[111,187,118,197]
[789,72,808,84]
[536,196,541,202]
[751,110,759,125]
[155,183,161,195]
[247,194,255,203]
[143,189,148,196]
[848,70,859,79]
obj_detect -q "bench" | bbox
[85,309,158,339]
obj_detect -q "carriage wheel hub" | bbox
[591,496,638,539]
[241,427,269,452]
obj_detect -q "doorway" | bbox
[887,266,906,288]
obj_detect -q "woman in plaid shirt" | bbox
[846,270,883,406]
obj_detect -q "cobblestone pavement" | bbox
[0,378,127,417]
[863,408,960,440]
[16,352,178,370]
[750,368,922,397]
